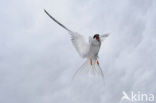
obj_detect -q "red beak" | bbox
[96,36,100,41]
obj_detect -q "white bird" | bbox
[44,9,109,78]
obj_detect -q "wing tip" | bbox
[44,9,48,13]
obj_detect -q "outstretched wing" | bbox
[44,9,89,58]
[100,33,110,41]
[69,31,89,58]
[44,9,72,32]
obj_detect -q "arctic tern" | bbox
[44,9,109,78]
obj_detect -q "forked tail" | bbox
[73,59,104,79]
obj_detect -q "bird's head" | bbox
[93,34,100,41]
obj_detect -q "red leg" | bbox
[97,60,99,65]
[90,59,92,65]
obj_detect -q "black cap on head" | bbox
[93,34,99,38]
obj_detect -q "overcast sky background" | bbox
[0,0,156,103]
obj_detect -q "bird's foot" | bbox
[97,60,99,65]
[90,59,92,65]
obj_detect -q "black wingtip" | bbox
[44,9,49,16]
[44,9,46,12]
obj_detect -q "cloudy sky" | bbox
[0,0,156,103]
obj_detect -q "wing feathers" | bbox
[69,32,89,58]
[100,33,110,41]
[44,9,72,32]
[44,9,89,58]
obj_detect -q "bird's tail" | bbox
[73,59,104,79]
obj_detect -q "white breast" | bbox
[87,39,101,59]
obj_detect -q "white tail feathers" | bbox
[73,59,104,79]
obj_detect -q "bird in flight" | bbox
[44,9,109,78]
